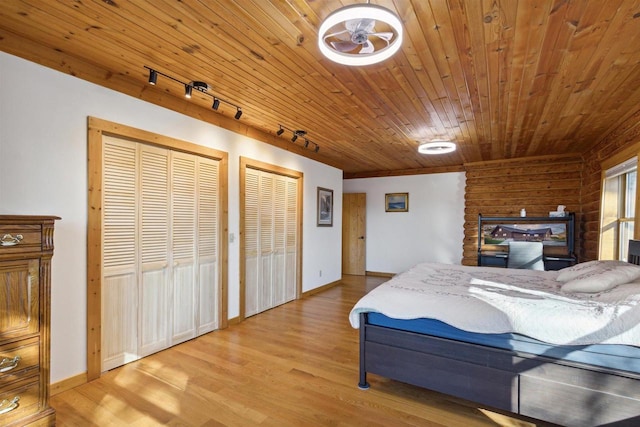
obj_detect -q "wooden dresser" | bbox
[0,216,58,426]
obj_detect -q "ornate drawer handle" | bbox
[0,355,21,373]
[0,234,23,246]
[0,396,20,415]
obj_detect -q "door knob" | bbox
[358,236,365,239]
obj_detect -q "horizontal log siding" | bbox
[462,155,584,266]
[581,111,640,261]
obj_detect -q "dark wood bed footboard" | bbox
[358,313,640,426]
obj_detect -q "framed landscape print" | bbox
[385,192,409,212]
[317,187,333,226]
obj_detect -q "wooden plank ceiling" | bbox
[1,0,640,176]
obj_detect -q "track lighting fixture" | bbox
[148,69,157,85]
[276,125,321,153]
[144,66,243,120]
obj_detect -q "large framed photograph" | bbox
[385,192,409,212]
[317,187,333,226]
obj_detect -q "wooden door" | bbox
[101,136,221,371]
[196,157,220,335]
[170,152,197,345]
[243,168,298,317]
[138,144,170,357]
[102,138,139,370]
[342,193,366,275]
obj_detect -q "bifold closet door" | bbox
[197,157,220,335]
[102,138,140,370]
[169,153,221,343]
[138,145,170,357]
[102,136,220,371]
[170,152,197,345]
[244,168,298,317]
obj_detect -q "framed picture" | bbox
[385,192,409,212]
[317,187,333,226]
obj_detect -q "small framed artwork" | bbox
[385,192,409,212]
[317,187,334,226]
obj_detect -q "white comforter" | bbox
[349,262,640,346]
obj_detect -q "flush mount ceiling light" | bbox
[318,1,403,66]
[418,141,457,155]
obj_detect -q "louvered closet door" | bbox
[102,136,220,370]
[259,173,275,312]
[171,152,197,345]
[197,157,219,334]
[244,169,260,317]
[138,145,170,357]
[102,137,139,370]
[244,168,298,317]
[273,178,287,307]
[284,179,298,302]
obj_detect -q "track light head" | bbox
[304,140,310,148]
[314,145,320,153]
[184,84,192,98]
[212,98,220,110]
[235,108,243,120]
[291,134,298,142]
[148,69,157,85]
[276,126,284,136]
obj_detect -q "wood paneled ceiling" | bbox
[2,1,640,176]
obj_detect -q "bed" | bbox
[350,242,640,426]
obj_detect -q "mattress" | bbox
[350,262,640,346]
[367,312,640,374]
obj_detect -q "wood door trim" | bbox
[238,157,303,321]
[87,117,229,380]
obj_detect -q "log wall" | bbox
[462,155,584,266]
[581,111,640,261]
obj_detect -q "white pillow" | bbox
[556,260,631,282]
[560,262,640,293]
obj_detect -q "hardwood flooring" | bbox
[51,275,554,426]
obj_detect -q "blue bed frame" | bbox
[358,242,640,426]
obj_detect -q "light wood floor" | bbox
[51,276,555,426]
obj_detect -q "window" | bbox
[600,157,637,260]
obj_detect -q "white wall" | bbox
[0,52,342,383]
[343,173,465,273]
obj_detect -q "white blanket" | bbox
[349,262,640,346]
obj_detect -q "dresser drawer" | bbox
[0,377,41,425]
[0,338,40,383]
[0,225,42,256]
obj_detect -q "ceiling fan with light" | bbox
[318,1,403,66]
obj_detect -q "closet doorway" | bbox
[87,117,229,380]
[239,157,302,320]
